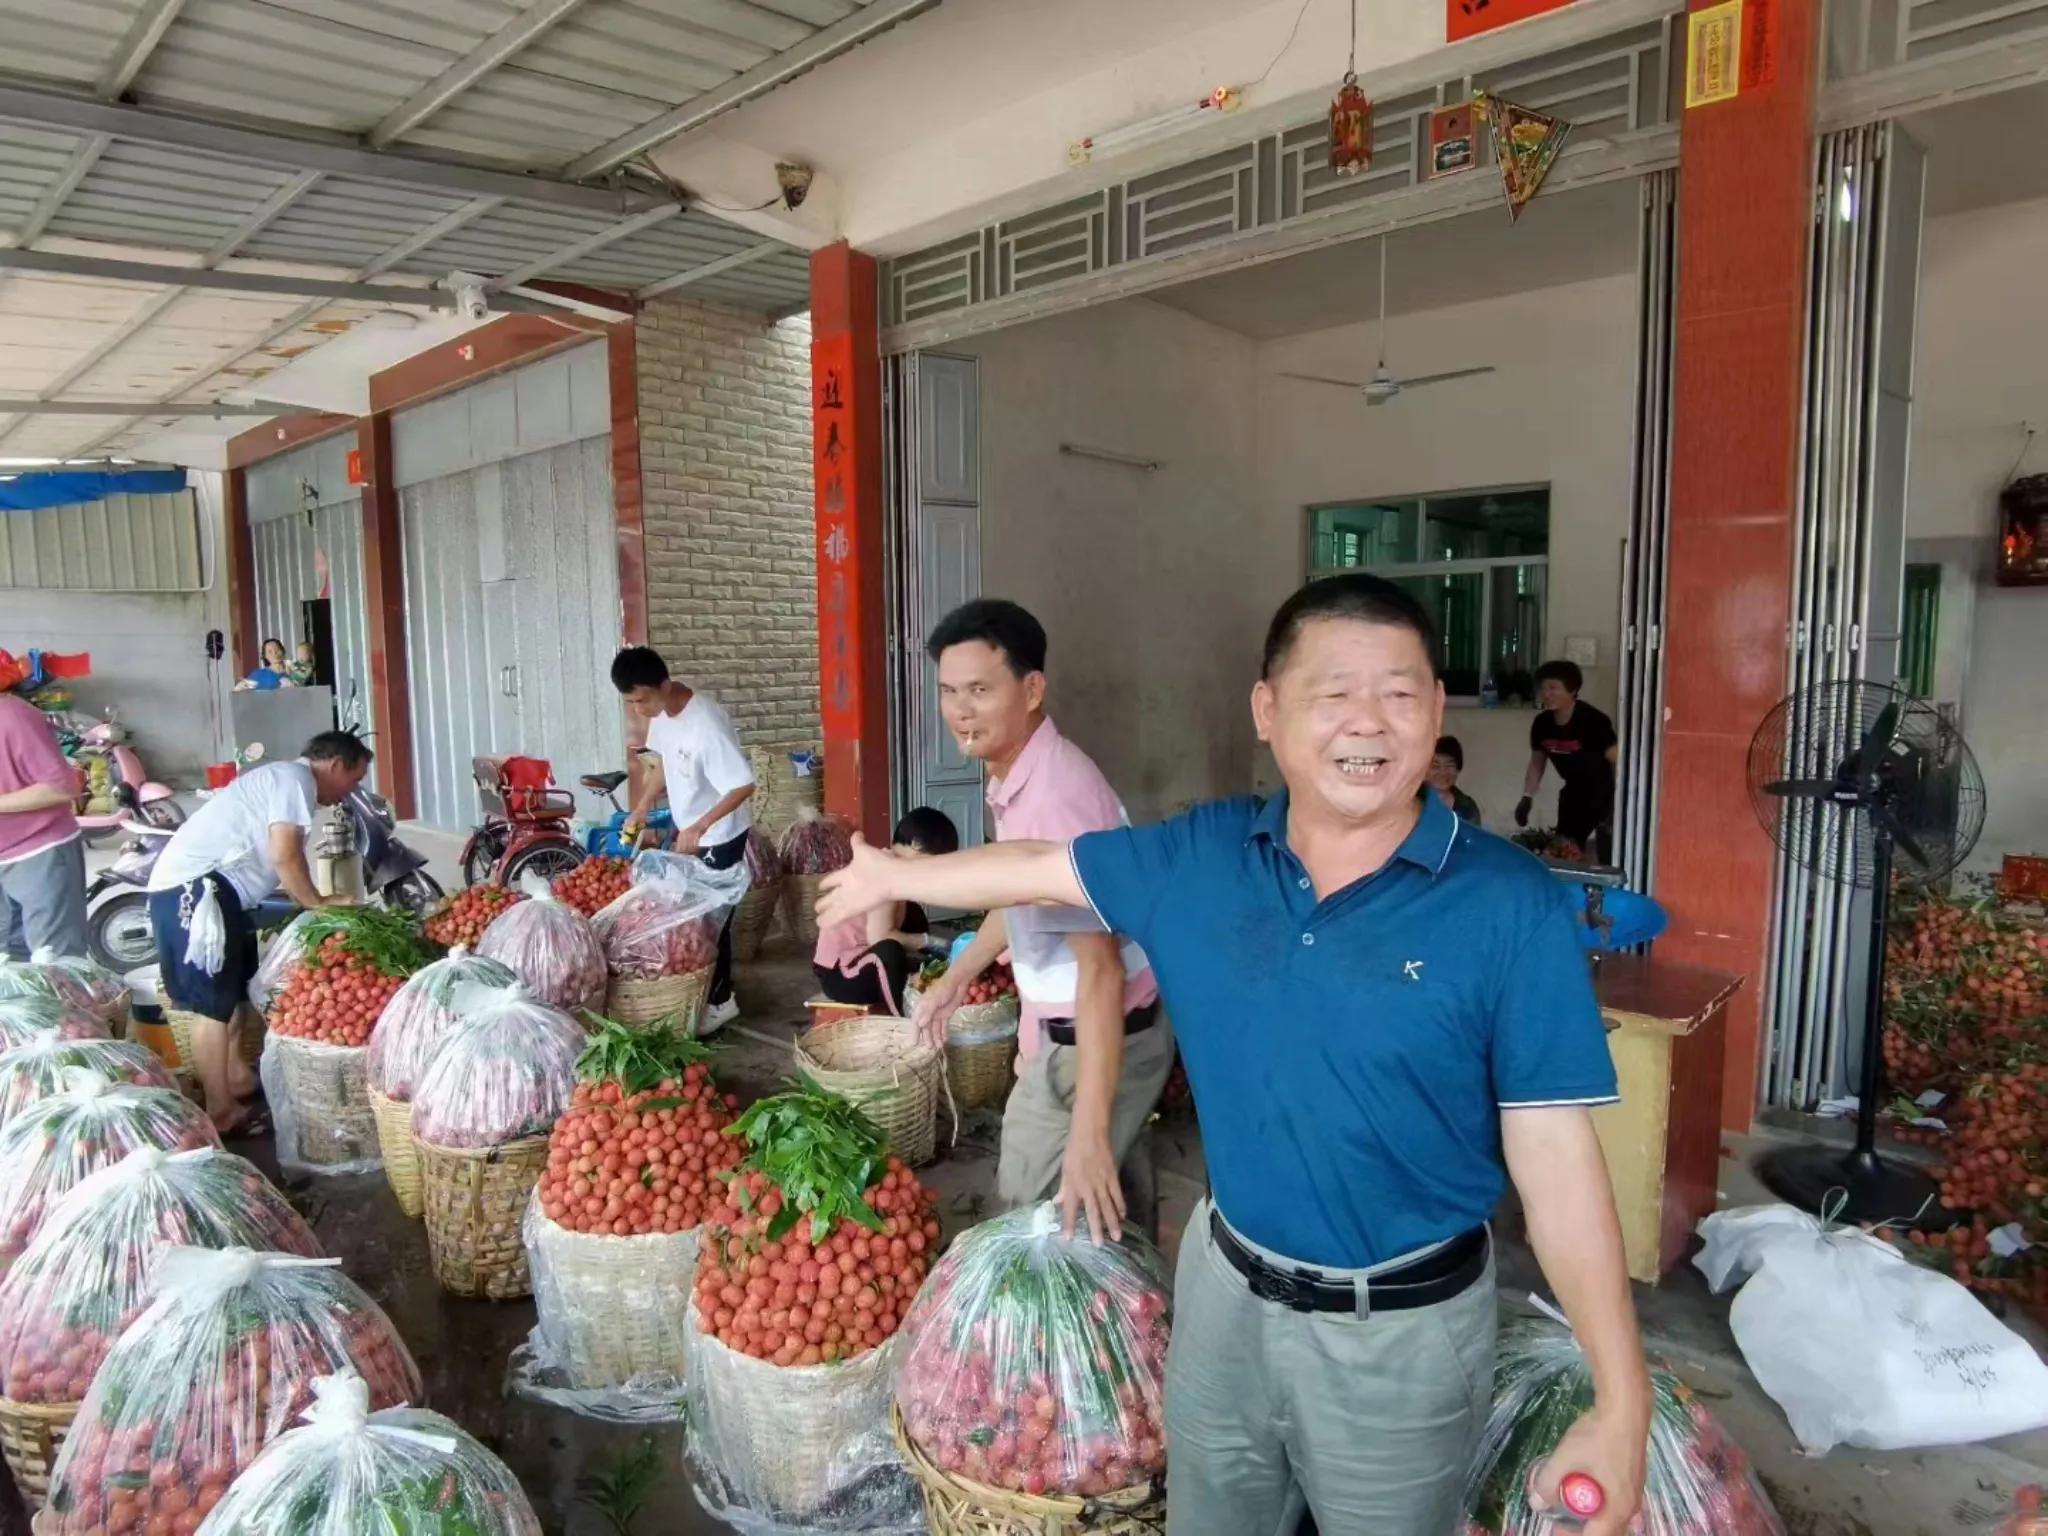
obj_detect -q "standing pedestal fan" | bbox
[1746,681,1986,1224]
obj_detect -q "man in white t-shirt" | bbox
[611,647,756,1034]
[149,731,371,1132]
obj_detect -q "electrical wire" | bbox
[2003,422,2037,487]
[1245,0,1320,88]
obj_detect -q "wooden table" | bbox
[1588,954,1744,1283]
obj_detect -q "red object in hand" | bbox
[1561,1473,1605,1517]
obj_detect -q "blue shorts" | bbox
[149,877,259,1022]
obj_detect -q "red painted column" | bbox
[810,242,890,843]
[356,413,417,820]
[607,319,649,647]
[1655,0,1818,1132]
[223,468,258,675]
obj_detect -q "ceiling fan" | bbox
[1280,235,1496,405]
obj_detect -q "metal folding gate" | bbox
[1613,169,1678,891]
[1763,122,1925,1109]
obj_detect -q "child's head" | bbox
[890,806,960,859]
[295,642,314,663]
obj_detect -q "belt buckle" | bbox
[1249,1261,1317,1313]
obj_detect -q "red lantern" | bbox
[1329,73,1373,177]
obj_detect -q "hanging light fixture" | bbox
[1328,0,1372,177]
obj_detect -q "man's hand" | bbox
[912,969,964,1049]
[1530,1404,1646,1536]
[1057,1124,1125,1245]
[816,835,901,929]
[673,825,704,855]
[1514,796,1534,827]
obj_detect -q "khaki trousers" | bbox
[995,1019,1175,1238]
[1165,1199,1497,1536]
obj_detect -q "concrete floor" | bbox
[37,831,2048,1535]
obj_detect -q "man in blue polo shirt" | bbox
[819,574,1649,1534]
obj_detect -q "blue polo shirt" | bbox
[1071,789,1617,1269]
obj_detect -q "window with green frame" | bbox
[1307,487,1550,699]
[1900,563,1940,698]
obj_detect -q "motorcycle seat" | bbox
[581,772,628,795]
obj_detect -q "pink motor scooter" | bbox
[72,717,181,846]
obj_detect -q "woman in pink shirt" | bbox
[813,807,956,1014]
[0,694,87,960]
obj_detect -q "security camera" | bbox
[442,271,490,322]
[776,162,814,211]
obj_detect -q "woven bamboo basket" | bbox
[0,1395,74,1508]
[944,999,1019,1111]
[162,1006,204,1073]
[794,1016,945,1167]
[731,882,782,960]
[603,967,710,1034]
[786,874,826,947]
[527,1205,696,1389]
[687,1300,902,1521]
[271,1033,378,1169]
[418,1135,549,1299]
[162,1007,263,1073]
[893,1408,1166,1536]
[368,1087,424,1218]
[238,1009,265,1066]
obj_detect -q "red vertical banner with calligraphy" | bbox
[810,243,891,843]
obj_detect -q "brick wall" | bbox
[637,297,819,753]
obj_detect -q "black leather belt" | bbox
[1209,1211,1489,1314]
[1043,1001,1160,1048]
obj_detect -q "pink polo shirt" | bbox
[0,695,80,867]
[987,717,1156,1060]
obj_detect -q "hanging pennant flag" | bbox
[1475,92,1571,222]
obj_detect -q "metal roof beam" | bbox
[4,133,110,248]
[0,246,557,309]
[356,195,501,277]
[561,0,937,177]
[95,0,188,100]
[636,238,783,299]
[484,202,684,290]
[0,398,300,416]
[0,81,664,215]
[369,0,590,147]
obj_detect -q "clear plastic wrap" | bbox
[247,912,318,1016]
[0,1036,176,1128]
[41,1247,422,1535]
[260,1033,381,1179]
[895,1204,1170,1498]
[0,996,108,1049]
[409,987,584,1148]
[1461,1308,1785,1536]
[0,948,127,1028]
[745,827,785,887]
[778,808,854,876]
[187,1369,542,1536]
[591,852,749,981]
[0,1072,219,1271]
[0,1147,319,1406]
[476,877,607,1014]
[365,946,517,1101]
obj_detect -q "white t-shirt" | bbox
[150,759,319,906]
[644,693,754,847]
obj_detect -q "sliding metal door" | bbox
[1764,123,1925,1108]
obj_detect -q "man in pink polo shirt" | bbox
[912,599,1173,1237]
[0,692,87,960]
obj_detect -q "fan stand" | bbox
[1756,836,1949,1227]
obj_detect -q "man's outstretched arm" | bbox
[817,835,1085,929]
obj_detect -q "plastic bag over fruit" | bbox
[366,945,518,1101]
[247,910,319,1015]
[41,1246,421,1536]
[745,827,785,887]
[778,808,854,877]
[1695,1203,2048,1453]
[1462,1302,1785,1536]
[0,1035,176,1128]
[0,947,127,1026]
[477,875,607,1014]
[0,995,108,1049]
[410,984,584,1147]
[191,1369,542,1536]
[591,851,750,981]
[0,1070,219,1270]
[896,1203,1171,1499]
[0,1146,319,1406]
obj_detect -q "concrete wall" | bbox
[953,299,1262,821]
[636,297,819,753]
[0,472,235,783]
[1253,272,1641,826]
[1906,195,2048,870]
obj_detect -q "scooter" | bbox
[342,785,444,914]
[73,718,181,846]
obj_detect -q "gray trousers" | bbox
[1165,1200,1497,1536]
[0,836,89,962]
[996,1018,1175,1239]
